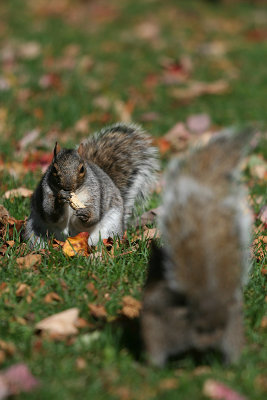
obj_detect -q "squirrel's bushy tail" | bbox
[81,123,159,225]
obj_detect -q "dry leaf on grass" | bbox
[203,379,247,400]
[16,254,41,269]
[44,292,63,303]
[3,188,33,200]
[186,113,211,134]
[260,316,267,329]
[15,283,32,297]
[35,308,79,335]
[135,207,162,227]
[62,232,89,257]
[0,363,39,400]
[0,341,15,357]
[171,80,229,101]
[88,303,107,319]
[121,296,142,319]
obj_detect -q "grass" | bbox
[0,0,267,399]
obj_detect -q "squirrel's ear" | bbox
[77,143,84,157]
[53,142,61,158]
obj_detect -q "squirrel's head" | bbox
[49,142,86,192]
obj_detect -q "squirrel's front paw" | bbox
[75,207,91,223]
[58,190,71,203]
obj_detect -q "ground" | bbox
[0,0,266,399]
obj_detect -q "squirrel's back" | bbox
[79,123,159,222]
[160,128,253,298]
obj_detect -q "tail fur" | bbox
[80,123,159,224]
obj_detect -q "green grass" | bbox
[0,0,267,399]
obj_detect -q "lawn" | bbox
[0,0,266,399]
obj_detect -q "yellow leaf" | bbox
[62,232,89,257]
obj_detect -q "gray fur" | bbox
[141,128,253,366]
[24,123,158,247]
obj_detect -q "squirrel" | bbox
[24,123,159,248]
[141,128,253,367]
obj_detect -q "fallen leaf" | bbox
[260,316,267,329]
[203,379,247,400]
[171,80,230,101]
[135,21,160,41]
[0,363,39,398]
[86,282,98,296]
[3,187,33,200]
[75,357,87,371]
[16,283,31,297]
[62,232,89,257]
[186,113,211,134]
[158,377,179,391]
[44,292,63,303]
[23,151,53,172]
[88,303,107,319]
[35,308,79,335]
[74,116,90,134]
[121,296,142,319]
[154,137,171,155]
[16,254,41,269]
[18,41,41,59]
[17,129,40,150]
[0,341,15,356]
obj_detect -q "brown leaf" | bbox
[0,340,15,356]
[203,379,247,400]
[62,232,89,257]
[16,254,42,269]
[35,308,79,335]
[3,187,33,200]
[88,303,107,319]
[17,129,40,150]
[121,296,142,319]
[158,377,179,391]
[171,80,230,101]
[75,357,87,371]
[44,292,63,303]
[86,282,98,297]
[260,316,267,329]
[15,283,30,297]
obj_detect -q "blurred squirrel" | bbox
[24,123,159,247]
[141,128,253,366]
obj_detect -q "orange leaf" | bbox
[3,187,33,199]
[16,254,42,269]
[154,137,171,155]
[62,232,89,257]
[44,292,63,303]
[88,303,107,319]
[121,296,142,319]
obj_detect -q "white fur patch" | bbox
[88,208,123,246]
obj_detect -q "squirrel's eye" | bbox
[79,165,85,174]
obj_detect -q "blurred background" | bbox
[0,0,267,155]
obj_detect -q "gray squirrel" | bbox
[24,123,159,247]
[141,128,253,367]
